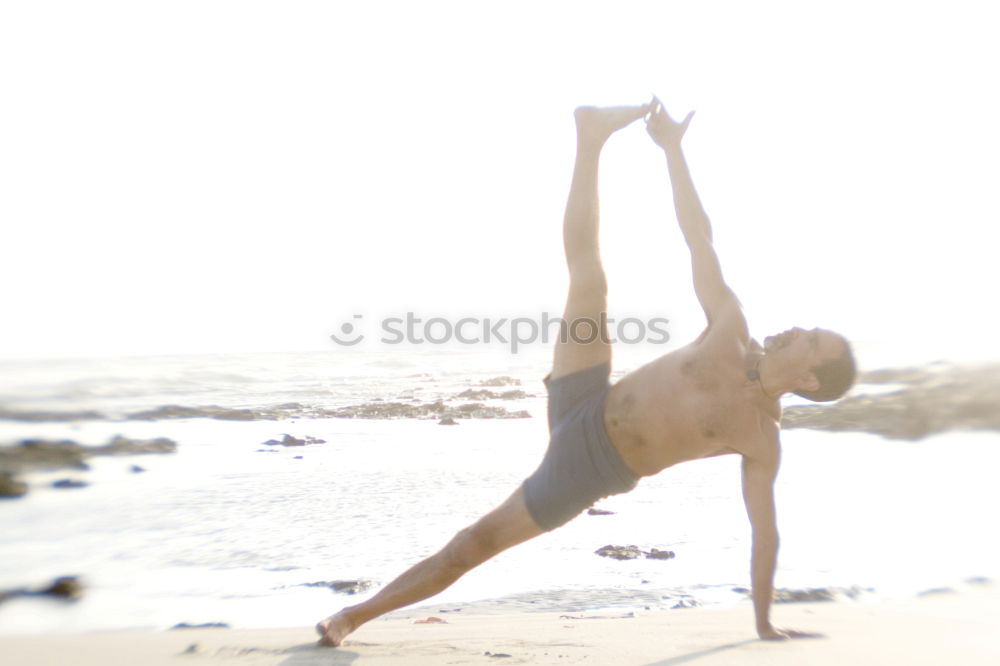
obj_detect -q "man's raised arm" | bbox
[646,100,742,328]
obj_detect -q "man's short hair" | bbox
[792,338,857,402]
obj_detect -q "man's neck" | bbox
[749,355,780,402]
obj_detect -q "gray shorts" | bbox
[522,362,639,531]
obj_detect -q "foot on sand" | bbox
[316,612,354,647]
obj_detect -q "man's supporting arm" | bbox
[741,453,782,639]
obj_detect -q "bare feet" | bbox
[316,611,354,647]
[574,102,654,145]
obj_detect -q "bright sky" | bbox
[2,1,999,363]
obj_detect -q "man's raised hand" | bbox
[645,97,695,150]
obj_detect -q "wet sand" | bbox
[2,585,997,665]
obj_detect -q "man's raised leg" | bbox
[552,103,651,380]
[316,103,650,648]
[316,487,543,647]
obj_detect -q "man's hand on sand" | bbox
[574,102,654,146]
[645,97,694,150]
[758,626,826,641]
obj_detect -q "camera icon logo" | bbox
[330,314,364,346]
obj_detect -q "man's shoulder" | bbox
[693,310,752,358]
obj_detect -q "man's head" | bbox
[763,327,856,402]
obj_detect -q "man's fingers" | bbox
[682,109,696,129]
[644,102,660,122]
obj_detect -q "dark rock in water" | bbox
[327,401,428,419]
[41,577,84,600]
[586,508,615,516]
[0,576,84,604]
[774,587,837,603]
[438,417,458,426]
[125,399,530,423]
[671,598,699,609]
[595,544,675,560]
[480,376,521,387]
[170,622,231,630]
[293,456,303,460]
[262,434,326,447]
[844,586,871,600]
[0,436,177,476]
[0,439,89,473]
[111,388,539,424]
[129,465,146,473]
[595,545,643,560]
[103,435,177,455]
[328,580,375,595]
[263,434,303,447]
[128,403,332,422]
[965,576,992,586]
[917,587,957,597]
[301,579,376,595]
[457,389,497,400]
[325,400,530,421]
[52,478,89,489]
[456,389,529,401]
[0,472,28,498]
[736,586,863,603]
[129,405,269,421]
[0,407,105,423]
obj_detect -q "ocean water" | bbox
[0,346,998,635]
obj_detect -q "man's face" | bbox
[764,327,843,370]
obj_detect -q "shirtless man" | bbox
[317,100,857,646]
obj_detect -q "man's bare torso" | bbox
[603,334,781,477]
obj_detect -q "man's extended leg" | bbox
[316,487,543,647]
[552,104,651,380]
[316,103,650,648]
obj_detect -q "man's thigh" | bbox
[551,277,611,381]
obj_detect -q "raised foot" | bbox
[574,102,653,143]
[316,612,354,648]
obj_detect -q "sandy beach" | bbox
[3,585,997,666]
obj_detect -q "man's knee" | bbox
[443,524,498,572]
[569,267,607,296]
